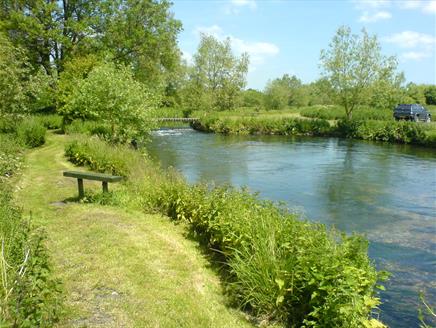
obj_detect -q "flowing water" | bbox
[147,127,436,327]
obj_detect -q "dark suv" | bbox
[393,104,431,122]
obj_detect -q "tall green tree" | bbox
[184,34,249,111]
[320,26,401,119]
[0,32,54,115]
[0,0,182,85]
[241,88,264,108]
[264,74,307,109]
[424,85,436,105]
[0,32,28,116]
[403,82,426,104]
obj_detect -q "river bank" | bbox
[8,131,252,327]
[148,127,436,327]
[191,115,436,147]
[62,131,387,327]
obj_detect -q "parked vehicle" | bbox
[393,104,431,122]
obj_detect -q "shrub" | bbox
[151,184,385,327]
[63,119,112,140]
[65,136,147,177]
[192,116,332,136]
[16,118,46,148]
[0,134,24,179]
[34,114,62,130]
[335,120,429,144]
[59,63,158,143]
[300,105,392,121]
[0,116,20,133]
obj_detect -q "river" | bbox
[147,127,436,327]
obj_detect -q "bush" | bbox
[192,116,332,136]
[149,184,385,327]
[65,137,387,327]
[63,119,112,140]
[300,105,392,121]
[16,118,46,148]
[34,114,62,130]
[0,134,24,179]
[59,63,158,143]
[335,120,429,144]
[65,136,146,177]
[0,116,20,133]
[0,185,61,326]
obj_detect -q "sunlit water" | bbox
[147,127,436,327]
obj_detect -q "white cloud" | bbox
[230,37,279,67]
[230,0,257,9]
[353,0,391,10]
[359,10,392,22]
[398,0,422,9]
[385,31,435,62]
[193,25,279,69]
[384,31,436,48]
[354,0,392,23]
[181,51,193,65]
[423,0,436,13]
[402,51,432,61]
[225,0,257,14]
[397,0,436,13]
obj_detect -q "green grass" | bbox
[15,133,252,327]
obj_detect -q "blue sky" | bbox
[172,0,436,90]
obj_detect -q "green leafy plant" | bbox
[192,116,332,136]
[59,63,158,143]
[16,117,46,148]
[0,185,61,327]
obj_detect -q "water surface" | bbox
[148,128,436,327]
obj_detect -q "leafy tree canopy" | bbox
[320,26,402,119]
[264,74,308,109]
[0,0,182,85]
[184,34,249,111]
[60,62,158,143]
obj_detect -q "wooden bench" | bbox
[63,171,123,198]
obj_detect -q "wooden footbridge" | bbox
[156,117,199,122]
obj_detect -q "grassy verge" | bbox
[191,116,332,136]
[64,134,388,327]
[15,133,252,327]
[0,131,60,327]
[191,114,435,147]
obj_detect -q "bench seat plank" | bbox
[63,171,123,182]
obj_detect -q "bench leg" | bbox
[78,178,84,198]
[102,181,109,193]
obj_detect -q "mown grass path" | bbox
[15,133,251,327]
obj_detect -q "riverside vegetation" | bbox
[64,130,388,327]
[190,105,436,147]
[2,113,434,327]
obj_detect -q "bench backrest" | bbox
[63,171,123,182]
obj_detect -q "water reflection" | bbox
[148,128,436,328]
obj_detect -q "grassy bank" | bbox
[0,127,61,326]
[64,133,387,327]
[14,132,252,327]
[190,110,436,147]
